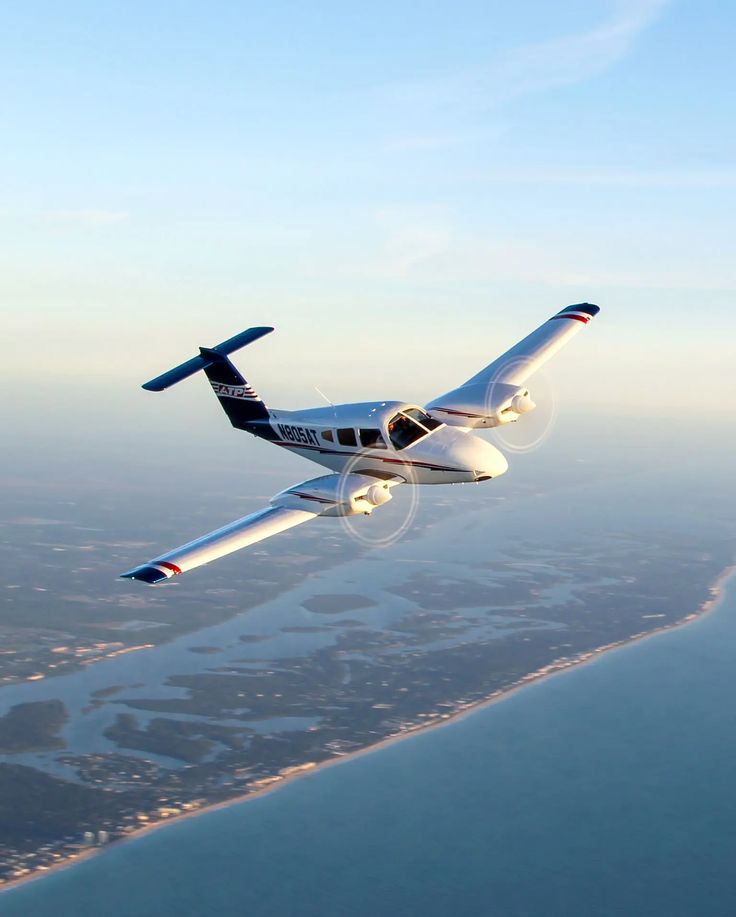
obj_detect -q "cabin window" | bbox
[337,428,357,447]
[402,407,442,431]
[387,413,427,450]
[359,428,387,449]
[322,430,334,443]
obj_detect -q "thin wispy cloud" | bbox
[39,209,129,226]
[478,168,736,189]
[488,0,670,103]
[329,204,736,294]
[373,207,453,276]
[381,0,669,111]
[381,132,473,153]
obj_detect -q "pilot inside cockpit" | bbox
[387,409,441,450]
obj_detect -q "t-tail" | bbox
[142,326,276,436]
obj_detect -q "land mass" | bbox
[2,431,736,890]
[0,559,733,890]
[0,702,68,755]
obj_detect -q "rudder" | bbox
[200,348,271,432]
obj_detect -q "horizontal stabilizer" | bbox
[142,326,274,392]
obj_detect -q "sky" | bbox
[1,0,734,420]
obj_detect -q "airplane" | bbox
[121,303,600,585]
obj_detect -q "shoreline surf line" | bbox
[3,562,734,897]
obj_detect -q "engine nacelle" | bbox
[272,474,394,516]
[427,382,535,428]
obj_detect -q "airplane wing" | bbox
[120,473,400,584]
[426,303,600,429]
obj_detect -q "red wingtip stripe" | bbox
[158,561,182,575]
[551,314,589,324]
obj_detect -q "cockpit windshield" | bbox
[402,407,442,431]
[387,408,442,450]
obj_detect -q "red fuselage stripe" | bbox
[271,440,463,473]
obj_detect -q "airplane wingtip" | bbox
[119,564,172,585]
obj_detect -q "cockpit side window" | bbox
[359,428,386,449]
[337,428,357,447]
[402,407,442,431]
[387,413,426,450]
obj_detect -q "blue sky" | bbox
[1,0,734,415]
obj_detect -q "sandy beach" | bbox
[4,562,734,897]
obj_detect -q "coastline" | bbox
[3,562,735,896]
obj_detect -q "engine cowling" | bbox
[365,483,393,507]
[272,474,395,516]
[510,391,536,415]
[426,382,536,428]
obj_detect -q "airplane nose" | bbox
[473,440,508,481]
[437,428,509,481]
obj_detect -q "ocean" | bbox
[3,572,735,916]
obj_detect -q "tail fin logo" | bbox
[210,381,261,401]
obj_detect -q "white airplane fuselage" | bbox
[263,400,509,485]
[121,304,601,584]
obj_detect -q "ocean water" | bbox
[4,574,736,916]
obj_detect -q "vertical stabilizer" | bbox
[200,348,271,431]
[140,325,275,435]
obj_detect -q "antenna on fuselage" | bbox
[314,385,335,407]
[314,386,337,421]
